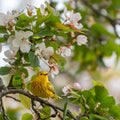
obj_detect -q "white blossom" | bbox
[64,8,83,29]
[56,46,72,57]
[40,4,45,16]
[50,65,59,78]
[8,31,33,53]
[8,36,19,53]
[62,85,71,96]
[3,50,17,63]
[0,11,19,29]
[39,58,59,78]
[49,59,59,78]
[76,35,87,46]
[35,42,54,59]
[42,47,54,59]
[39,58,50,72]
[27,4,36,16]
[35,42,56,77]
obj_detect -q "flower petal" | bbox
[39,59,50,72]
[76,35,87,46]
[20,40,31,53]
[35,42,46,50]
[43,47,54,58]
[12,38,21,47]
[4,50,12,58]
[15,31,24,39]
[24,31,33,38]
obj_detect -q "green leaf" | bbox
[0,66,11,75]
[16,14,35,28]
[33,29,55,38]
[23,53,29,62]
[33,27,67,39]
[97,56,106,68]
[0,114,3,120]
[35,2,53,27]
[12,74,23,88]
[22,113,33,120]
[36,8,42,19]
[0,37,6,43]
[99,40,120,57]
[12,52,21,66]
[6,108,20,120]
[28,51,39,67]
[52,53,66,69]
[95,85,108,101]
[18,67,28,78]
[100,96,115,108]
[63,102,68,120]
[82,90,92,100]
[80,117,89,120]
[19,94,31,109]
[40,105,51,119]
[91,23,116,38]
[12,67,28,88]
[92,80,103,87]
[89,114,108,120]
[46,41,59,51]
[109,105,120,119]
[36,14,52,28]
[0,26,7,33]
[107,40,120,56]
[111,0,120,9]
[54,22,72,32]
[69,97,81,104]
[47,15,60,23]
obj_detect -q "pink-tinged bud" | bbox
[62,85,71,96]
[73,82,81,90]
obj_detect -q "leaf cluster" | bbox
[67,85,120,120]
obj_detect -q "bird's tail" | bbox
[54,95,62,99]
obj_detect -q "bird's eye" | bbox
[40,73,42,75]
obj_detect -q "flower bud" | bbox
[73,82,81,90]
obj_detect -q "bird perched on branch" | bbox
[30,71,61,99]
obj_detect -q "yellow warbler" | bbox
[30,71,61,99]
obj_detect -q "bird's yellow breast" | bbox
[30,71,61,99]
[30,76,54,98]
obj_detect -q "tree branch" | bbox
[0,97,10,120]
[0,89,77,120]
[0,77,7,92]
[81,0,120,38]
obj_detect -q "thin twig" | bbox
[31,100,41,120]
[5,95,21,102]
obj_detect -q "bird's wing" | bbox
[46,81,55,94]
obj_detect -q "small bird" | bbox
[30,71,61,99]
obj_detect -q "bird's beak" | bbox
[45,73,48,75]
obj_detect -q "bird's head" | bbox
[37,71,48,76]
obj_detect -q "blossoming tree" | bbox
[0,0,120,120]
